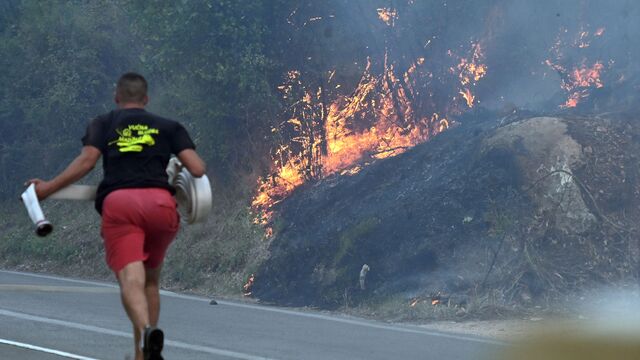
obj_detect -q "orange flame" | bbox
[253,42,487,228]
[546,27,608,108]
[455,43,487,86]
[460,88,475,108]
[450,42,486,110]
[559,61,604,108]
[252,56,447,222]
[569,62,604,89]
[439,118,449,132]
[550,60,605,108]
[377,8,397,26]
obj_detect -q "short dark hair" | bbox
[116,72,148,103]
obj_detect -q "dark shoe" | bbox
[143,326,164,360]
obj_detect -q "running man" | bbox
[27,72,206,360]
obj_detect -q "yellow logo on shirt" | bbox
[109,124,159,152]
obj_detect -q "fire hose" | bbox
[21,157,212,237]
[166,157,213,225]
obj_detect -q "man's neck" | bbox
[119,103,145,110]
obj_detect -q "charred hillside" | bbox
[254,111,640,311]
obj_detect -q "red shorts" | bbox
[101,188,180,272]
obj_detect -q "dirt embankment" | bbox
[253,111,640,318]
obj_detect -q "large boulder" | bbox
[483,117,595,234]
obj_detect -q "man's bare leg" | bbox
[132,324,142,360]
[145,266,162,327]
[117,261,149,359]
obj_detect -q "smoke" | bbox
[286,0,640,112]
[477,0,640,110]
[579,286,640,327]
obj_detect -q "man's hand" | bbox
[25,146,101,201]
[24,179,56,200]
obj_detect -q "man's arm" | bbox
[177,149,206,178]
[27,146,102,200]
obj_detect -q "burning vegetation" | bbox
[252,1,622,230]
[545,26,610,108]
[250,0,640,317]
[253,5,493,226]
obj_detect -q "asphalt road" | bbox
[0,270,502,359]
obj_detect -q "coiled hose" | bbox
[169,158,212,224]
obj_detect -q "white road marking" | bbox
[0,309,278,360]
[0,285,117,293]
[0,270,506,346]
[0,270,119,288]
[0,338,98,360]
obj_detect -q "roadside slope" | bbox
[254,112,640,316]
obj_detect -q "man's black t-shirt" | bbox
[82,108,195,214]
